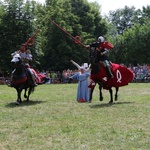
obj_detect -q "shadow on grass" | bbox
[5,100,46,108]
[89,101,134,108]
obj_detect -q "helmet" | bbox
[98,36,104,43]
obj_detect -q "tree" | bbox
[38,0,108,71]
[0,0,36,72]
[0,0,108,72]
[108,6,136,35]
[107,5,150,65]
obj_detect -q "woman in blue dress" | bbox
[69,67,90,103]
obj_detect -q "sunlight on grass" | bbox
[0,83,150,150]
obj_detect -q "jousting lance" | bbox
[24,29,40,47]
[50,20,87,48]
[17,29,40,53]
[11,29,40,55]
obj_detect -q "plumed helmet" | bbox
[98,36,104,43]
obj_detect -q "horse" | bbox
[89,63,119,103]
[10,54,35,105]
[88,47,133,103]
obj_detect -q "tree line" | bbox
[0,0,150,75]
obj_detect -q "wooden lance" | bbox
[50,20,87,48]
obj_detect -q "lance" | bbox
[11,29,40,56]
[24,29,40,47]
[50,20,87,48]
[17,29,40,53]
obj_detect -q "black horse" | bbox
[10,54,35,105]
[88,47,119,103]
[89,62,119,103]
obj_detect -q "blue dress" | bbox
[70,72,90,102]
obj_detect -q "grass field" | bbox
[0,83,150,150]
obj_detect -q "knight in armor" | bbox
[9,44,38,87]
[86,36,114,78]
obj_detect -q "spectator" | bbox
[69,66,90,103]
[45,71,51,84]
[70,60,91,96]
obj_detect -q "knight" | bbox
[86,36,114,78]
[8,44,38,87]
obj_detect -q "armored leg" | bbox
[104,60,114,78]
[26,68,38,86]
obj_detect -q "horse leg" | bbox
[89,88,94,102]
[24,89,28,99]
[98,83,103,101]
[15,88,22,104]
[26,87,32,101]
[115,87,119,101]
[109,88,113,103]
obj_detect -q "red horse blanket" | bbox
[90,63,134,89]
[31,68,46,84]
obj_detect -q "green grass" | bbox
[0,83,150,150]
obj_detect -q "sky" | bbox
[36,0,150,15]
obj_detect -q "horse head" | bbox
[88,47,100,74]
[89,47,98,65]
[11,53,22,68]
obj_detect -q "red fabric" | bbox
[78,99,87,103]
[13,77,28,85]
[99,41,114,50]
[103,41,114,49]
[31,68,46,84]
[90,63,134,90]
[37,73,46,79]
[37,73,46,84]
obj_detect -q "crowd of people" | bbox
[1,63,149,85]
[128,64,150,83]
[33,64,150,84]
[1,64,150,85]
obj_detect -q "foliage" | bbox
[0,0,35,72]
[40,0,107,71]
[107,5,150,65]
[0,83,150,149]
[0,1,150,72]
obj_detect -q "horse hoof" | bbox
[15,101,20,105]
[115,96,118,101]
